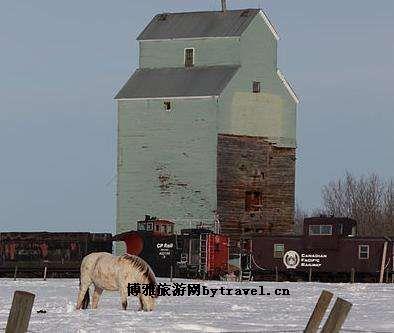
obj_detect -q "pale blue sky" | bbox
[1,1,393,232]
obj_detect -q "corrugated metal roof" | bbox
[115,66,239,99]
[137,9,259,40]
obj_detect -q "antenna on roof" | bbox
[221,0,227,12]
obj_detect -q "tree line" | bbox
[296,172,393,236]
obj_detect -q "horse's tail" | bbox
[79,276,90,309]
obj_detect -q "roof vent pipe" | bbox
[221,0,227,12]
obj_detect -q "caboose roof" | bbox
[115,65,239,99]
[137,9,261,41]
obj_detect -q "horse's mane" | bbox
[121,254,157,290]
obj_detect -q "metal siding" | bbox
[218,14,297,148]
[116,98,218,253]
[139,38,241,69]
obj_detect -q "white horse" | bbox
[76,252,157,311]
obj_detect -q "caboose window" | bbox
[138,222,146,231]
[359,245,369,259]
[146,222,153,231]
[320,225,332,235]
[309,225,332,235]
[274,244,284,258]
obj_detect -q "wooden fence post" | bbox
[321,298,352,333]
[350,268,355,283]
[304,290,333,333]
[379,242,388,283]
[5,291,35,333]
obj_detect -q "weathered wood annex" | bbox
[115,6,299,254]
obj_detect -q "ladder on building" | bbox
[199,234,208,278]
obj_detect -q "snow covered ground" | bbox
[0,278,393,333]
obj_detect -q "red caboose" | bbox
[179,228,229,279]
[241,216,393,282]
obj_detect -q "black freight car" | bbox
[113,223,181,278]
[240,217,393,282]
[0,232,112,278]
[113,215,229,279]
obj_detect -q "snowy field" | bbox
[0,278,393,333]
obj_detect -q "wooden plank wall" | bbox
[217,134,295,249]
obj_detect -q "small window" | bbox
[320,225,332,235]
[351,226,357,236]
[309,225,320,235]
[164,101,171,112]
[146,222,153,231]
[155,224,159,232]
[245,191,262,212]
[252,81,261,93]
[359,245,369,259]
[274,244,284,258]
[184,48,194,67]
[137,222,146,231]
[161,224,166,233]
[309,225,332,235]
[158,14,168,21]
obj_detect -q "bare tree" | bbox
[321,171,393,236]
[294,201,308,235]
[383,179,394,235]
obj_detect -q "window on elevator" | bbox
[245,191,263,212]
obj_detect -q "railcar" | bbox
[0,232,112,278]
[240,217,393,282]
[113,215,229,279]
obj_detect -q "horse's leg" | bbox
[119,287,128,310]
[76,279,92,310]
[91,286,103,309]
[138,294,144,311]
